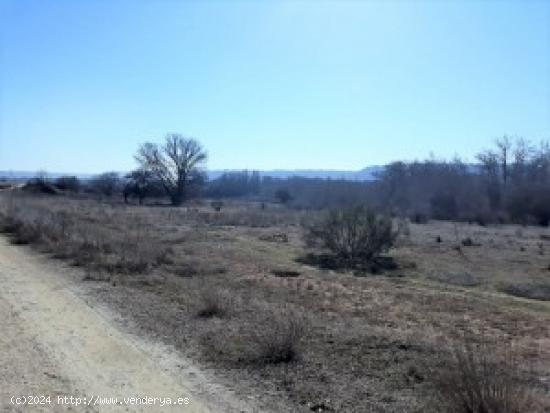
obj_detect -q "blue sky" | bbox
[1,0,549,173]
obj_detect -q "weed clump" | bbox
[250,307,305,364]
[429,338,539,413]
[196,287,232,318]
[200,304,306,365]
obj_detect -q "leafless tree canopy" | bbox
[135,134,207,205]
[90,172,121,197]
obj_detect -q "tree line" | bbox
[27,134,550,226]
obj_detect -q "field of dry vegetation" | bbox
[1,192,549,412]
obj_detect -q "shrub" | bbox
[89,172,121,197]
[411,212,428,224]
[251,307,305,364]
[22,180,60,195]
[274,188,292,204]
[501,283,550,301]
[54,175,80,192]
[12,222,43,245]
[530,192,550,226]
[507,186,550,227]
[196,287,232,318]
[305,205,397,264]
[0,195,169,275]
[472,211,493,226]
[430,338,538,413]
[430,192,458,220]
[461,237,481,247]
[210,200,224,212]
[271,269,301,278]
[259,232,289,243]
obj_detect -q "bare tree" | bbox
[511,137,531,185]
[90,172,121,197]
[476,149,501,210]
[123,169,154,205]
[135,134,207,206]
[495,135,512,187]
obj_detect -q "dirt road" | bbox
[0,238,251,412]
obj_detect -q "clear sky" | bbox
[1,0,549,173]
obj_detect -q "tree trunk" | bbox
[170,192,184,206]
[170,177,187,206]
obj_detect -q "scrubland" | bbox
[1,192,549,412]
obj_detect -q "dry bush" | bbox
[11,220,44,245]
[174,262,202,277]
[411,212,429,224]
[210,200,224,212]
[0,201,60,245]
[461,237,481,247]
[250,306,305,364]
[196,287,233,318]
[172,258,226,278]
[501,283,550,301]
[54,175,80,192]
[429,338,539,413]
[200,304,306,365]
[304,205,397,268]
[259,232,289,243]
[111,227,172,274]
[271,269,300,278]
[0,194,170,276]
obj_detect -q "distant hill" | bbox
[1,166,384,182]
[207,166,384,181]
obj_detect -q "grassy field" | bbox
[1,192,549,412]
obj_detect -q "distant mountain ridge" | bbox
[0,166,384,182]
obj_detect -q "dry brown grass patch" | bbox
[196,287,234,318]
[429,336,541,413]
[250,306,306,364]
[0,194,171,276]
[200,303,307,365]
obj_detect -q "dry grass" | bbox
[394,220,550,294]
[0,194,172,277]
[196,287,233,318]
[429,336,540,413]
[1,192,549,412]
[199,303,306,366]
[250,306,305,364]
[500,283,550,301]
[188,204,305,228]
